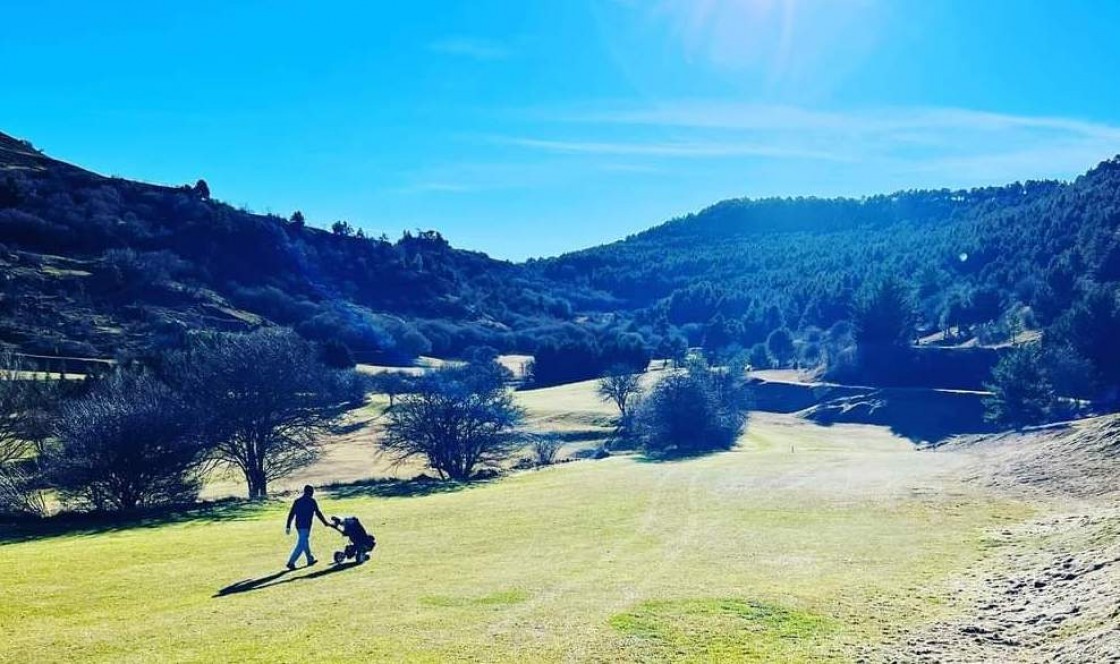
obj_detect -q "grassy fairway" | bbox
[0,412,1027,663]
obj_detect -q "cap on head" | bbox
[303,485,314,496]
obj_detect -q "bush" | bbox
[633,358,750,457]
[48,370,207,512]
[380,364,525,481]
[529,433,563,466]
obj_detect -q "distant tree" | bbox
[1041,343,1095,401]
[703,314,736,351]
[596,364,643,428]
[853,279,914,348]
[633,357,750,457]
[48,370,207,512]
[850,279,916,382]
[463,345,500,365]
[289,210,305,229]
[193,179,210,199]
[983,344,1057,428]
[1050,286,1120,391]
[319,339,355,369]
[667,282,722,325]
[166,329,354,499]
[601,332,651,372]
[380,366,524,481]
[748,343,772,370]
[367,371,415,409]
[766,328,795,367]
[331,220,355,237]
[655,335,688,366]
[529,338,602,387]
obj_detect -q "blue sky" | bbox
[5,0,1120,260]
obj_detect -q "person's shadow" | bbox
[214,562,362,598]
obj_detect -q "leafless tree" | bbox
[597,364,643,422]
[49,370,205,512]
[168,329,356,499]
[0,351,56,516]
[380,365,524,481]
[528,433,563,466]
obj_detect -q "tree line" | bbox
[0,329,362,514]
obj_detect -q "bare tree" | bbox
[49,370,206,512]
[597,364,643,422]
[168,329,355,500]
[0,351,56,516]
[528,433,563,467]
[380,365,524,481]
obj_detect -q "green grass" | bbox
[0,407,1030,662]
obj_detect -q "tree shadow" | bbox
[214,561,362,597]
[323,475,495,500]
[805,407,997,446]
[0,499,267,547]
[634,448,731,464]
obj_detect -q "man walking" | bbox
[285,485,331,570]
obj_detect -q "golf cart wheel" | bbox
[333,551,345,565]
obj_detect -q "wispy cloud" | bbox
[494,136,847,161]
[502,102,1120,185]
[428,37,511,61]
[395,182,476,195]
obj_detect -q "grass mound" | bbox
[611,598,835,662]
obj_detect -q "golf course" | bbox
[1,376,1060,663]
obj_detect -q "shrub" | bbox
[380,364,525,481]
[0,352,58,516]
[528,433,563,466]
[48,370,207,512]
[634,358,750,457]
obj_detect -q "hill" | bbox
[532,160,1120,392]
[3,130,1119,397]
[0,132,577,363]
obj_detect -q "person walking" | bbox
[285,485,331,570]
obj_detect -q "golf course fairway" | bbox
[0,413,1028,663]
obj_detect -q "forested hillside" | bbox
[533,159,1120,397]
[0,133,584,363]
[3,130,1119,401]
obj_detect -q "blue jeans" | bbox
[287,528,314,566]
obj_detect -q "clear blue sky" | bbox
[5,0,1120,259]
